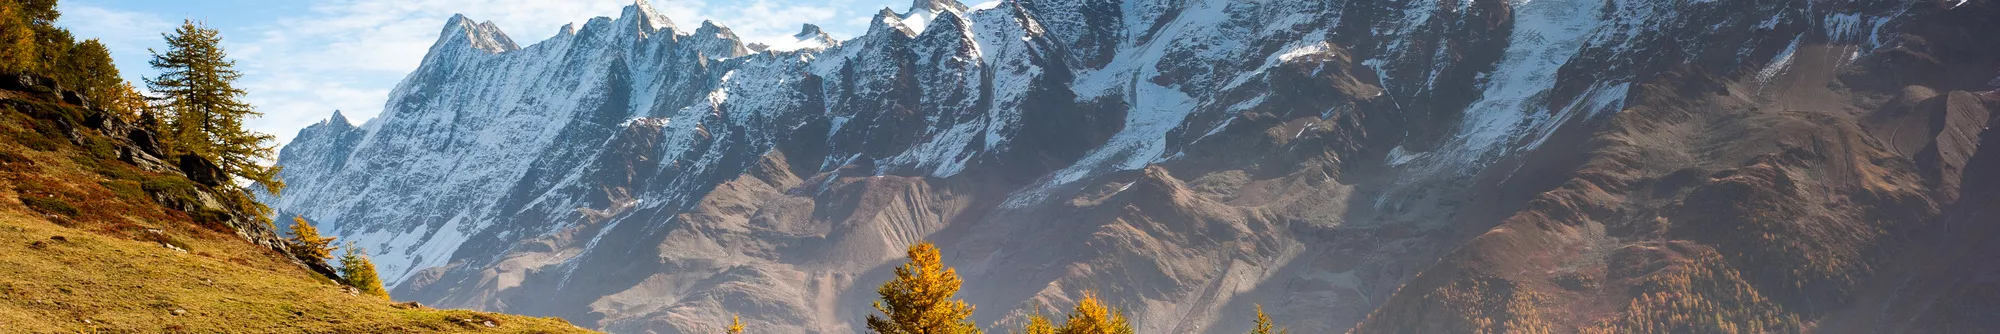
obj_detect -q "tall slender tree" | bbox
[146,20,283,196]
[866,242,981,334]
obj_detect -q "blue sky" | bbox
[56,0,908,144]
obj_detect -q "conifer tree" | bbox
[62,39,122,103]
[1019,313,1056,334]
[107,81,149,120]
[337,243,389,299]
[726,314,745,334]
[866,242,981,334]
[15,0,56,26]
[1051,293,1132,334]
[145,20,283,195]
[285,216,336,264]
[1249,304,1286,334]
[0,1,38,73]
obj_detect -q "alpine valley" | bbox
[267,0,2000,332]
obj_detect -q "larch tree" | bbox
[727,314,745,334]
[285,216,336,265]
[0,0,38,73]
[62,39,123,104]
[1019,313,1056,334]
[866,242,981,334]
[337,243,389,299]
[1050,293,1133,334]
[145,20,283,196]
[1249,304,1287,334]
[106,81,150,120]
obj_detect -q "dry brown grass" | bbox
[0,96,596,333]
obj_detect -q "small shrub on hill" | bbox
[21,195,77,217]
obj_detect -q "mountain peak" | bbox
[869,8,916,37]
[327,110,351,127]
[436,14,518,53]
[796,23,825,38]
[620,0,676,32]
[688,20,750,58]
[908,0,968,15]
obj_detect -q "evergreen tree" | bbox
[145,20,283,195]
[285,216,336,264]
[1249,304,1286,334]
[337,243,389,299]
[1051,293,1132,334]
[866,242,981,334]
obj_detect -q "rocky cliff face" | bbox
[270,0,2000,332]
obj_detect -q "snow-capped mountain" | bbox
[271,0,2000,333]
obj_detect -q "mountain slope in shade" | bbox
[271,0,2000,332]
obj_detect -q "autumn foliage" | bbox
[285,216,336,264]
[337,244,389,299]
[1250,304,1286,334]
[1022,292,1133,334]
[866,242,981,334]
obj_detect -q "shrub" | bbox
[100,179,145,201]
[0,150,32,173]
[13,122,61,151]
[83,136,116,159]
[21,195,77,217]
[141,176,200,202]
[0,150,27,165]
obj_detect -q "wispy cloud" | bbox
[59,0,908,144]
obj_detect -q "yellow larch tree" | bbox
[866,242,981,334]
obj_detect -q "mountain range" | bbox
[269,0,2000,332]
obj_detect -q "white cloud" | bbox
[61,0,909,145]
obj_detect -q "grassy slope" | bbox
[0,97,594,333]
